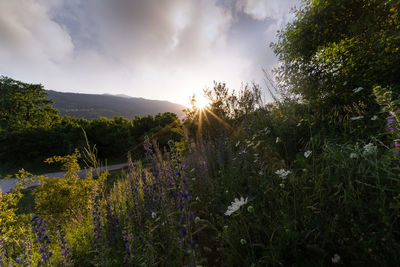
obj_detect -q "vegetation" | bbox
[0,77,182,175]
[1,0,399,266]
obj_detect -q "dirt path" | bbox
[0,163,128,193]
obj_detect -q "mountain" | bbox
[46,90,186,120]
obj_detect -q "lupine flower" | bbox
[18,241,32,266]
[0,239,5,264]
[32,214,53,264]
[387,125,397,131]
[123,233,136,264]
[224,197,248,216]
[275,169,291,179]
[304,150,312,158]
[58,225,71,266]
[105,202,122,246]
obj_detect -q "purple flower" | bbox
[31,215,52,264]
[179,227,186,236]
[387,125,397,131]
[387,117,396,123]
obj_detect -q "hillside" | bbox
[47,90,186,119]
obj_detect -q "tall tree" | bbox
[272,0,400,126]
[0,76,59,132]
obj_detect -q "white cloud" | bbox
[0,0,299,105]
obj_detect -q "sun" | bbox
[195,94,209,109]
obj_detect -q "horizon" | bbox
[0,0,299,106]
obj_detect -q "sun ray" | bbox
[202,107,235,133]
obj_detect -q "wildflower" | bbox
[32,215,52,264]
[353,87,363,93]
[57,226,70,266]
[179,227,186,236]
[331,253,341,264]
[304,150,312,158]
[224,197,248,216]
[387,117,396,123]
[363,143,377,155]
[387,125,397,131]
[350,153,358,159]
[275,169,291,179]
[351,116,364,120]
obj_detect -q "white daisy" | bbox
[224,197,248,216]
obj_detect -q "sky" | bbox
[0,0,300,106]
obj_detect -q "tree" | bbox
[272,0,400,127]
[0,76,59,132]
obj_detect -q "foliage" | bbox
[0,76,59,133]
[0,111,183,174]
[34,150,100,222]
[272,0,400,132]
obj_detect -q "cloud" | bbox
[0,0,73,80]
[0,0,299,105]
[235,0,297,21]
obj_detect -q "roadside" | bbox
[0,163,128,194]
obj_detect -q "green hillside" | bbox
[47,90,186,119]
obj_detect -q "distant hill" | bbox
[46,90,186,120]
